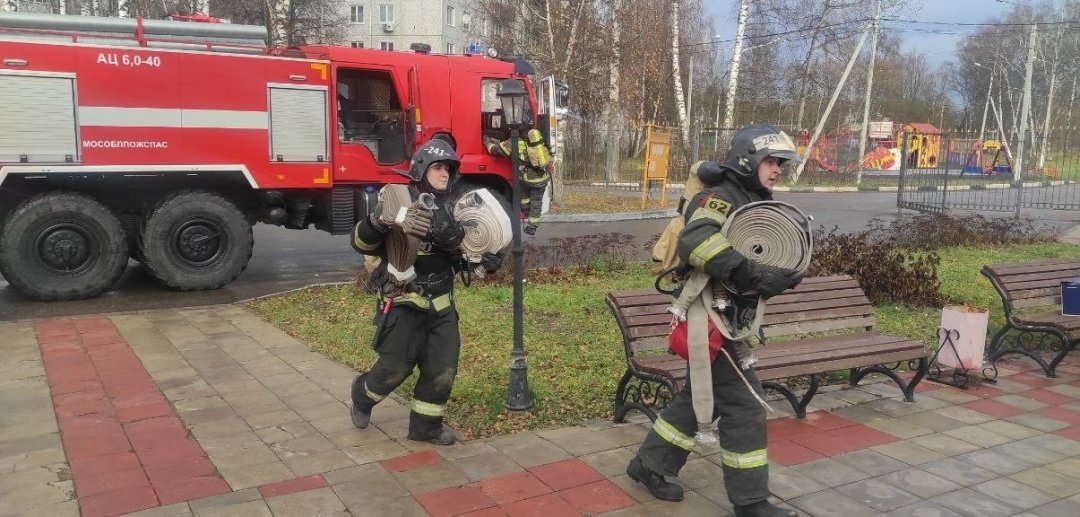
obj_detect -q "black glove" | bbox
[480,252,503,274]
[367,196,387,233]
[737,260,801,299]
[427,206,465,250]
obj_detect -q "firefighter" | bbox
[626,125,803,517]
[484,127,552,235]
[349,139,503,445]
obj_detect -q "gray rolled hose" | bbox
[711,200,814,341]
[722,200,813,292]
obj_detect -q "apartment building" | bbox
[341,0,485,54]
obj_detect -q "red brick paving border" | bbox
[258,474,329,498]
[381,449,443,473]
[36,318,230,517]
[961,399,1028,419]
[414,458,633,517]
[766,413,897,465]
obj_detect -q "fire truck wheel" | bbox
[0,192,128,301]
[141,191,253,291]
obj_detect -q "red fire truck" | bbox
[0,12,567,301]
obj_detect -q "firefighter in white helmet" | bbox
[626,125,802,517]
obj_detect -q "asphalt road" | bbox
[2,190,1076,322]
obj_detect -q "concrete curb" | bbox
[543,208,677,223]
[579,180,1077,193]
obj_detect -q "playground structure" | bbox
[896,123,942,168]
[959,138,1013,176]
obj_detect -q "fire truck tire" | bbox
[0,192,128,301]
[141,191,253,291]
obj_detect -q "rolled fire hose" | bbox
[453,189,512,277]
[379,185,435,285]
[670,200,813,448]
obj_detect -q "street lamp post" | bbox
[497,79,533,411]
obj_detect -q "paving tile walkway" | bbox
[5,306,1080,516]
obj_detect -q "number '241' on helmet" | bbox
[722,125,802,177]
[397,139,461,182]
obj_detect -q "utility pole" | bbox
[793,26,871,183]
[1014,23,1036,183]
[978,64,995,142]
[855,0,880,185]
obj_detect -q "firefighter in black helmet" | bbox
[625,125,803,517]
[349,139,503,445]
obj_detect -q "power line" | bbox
[683,17,872,50]
[881,17,1080,27]
[691,15,1080,51]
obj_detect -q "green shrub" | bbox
[809,226,944,307]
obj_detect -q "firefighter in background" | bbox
[626,125,803,517]
[484,127,552,235]
[349,139,503,445]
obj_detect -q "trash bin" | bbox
[939,305,990,370]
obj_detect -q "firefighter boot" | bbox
[349,376,374,429]
[407,428,457,446]
[626,457,684,502]
[349,404,371,429]
[733,501,797,517]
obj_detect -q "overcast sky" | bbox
[706,0,1017,67]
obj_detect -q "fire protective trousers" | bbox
[633,340,769,507]
[351,304,460,438]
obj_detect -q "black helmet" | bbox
[398,139,460,183]
[722,125,801,177]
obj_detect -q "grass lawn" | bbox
[249,242,1080,439]
[549,190,677,214]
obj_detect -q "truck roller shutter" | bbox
[0,74,78,163]
[268,86,328,162]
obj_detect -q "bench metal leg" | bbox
[1046,335,1074,379]
[613,369,635,422]
[613,369,669,423]
[763,375,819,420]
[987,328,1067,378]
[905,357,928,402]
[987,325,1011,355]
[851,364,921,402]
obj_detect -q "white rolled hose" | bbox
[454,189,512,276]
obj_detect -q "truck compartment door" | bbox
[0,73,78,163]
[268,85,328,162]
[535,76,568,155]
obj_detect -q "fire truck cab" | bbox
[0,12,566,301]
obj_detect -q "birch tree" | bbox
[671,0,690,154]
[603,0,623,182]
[721,0,749,138]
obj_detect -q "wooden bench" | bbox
[982,258,1080,377]
[607,274,930,421]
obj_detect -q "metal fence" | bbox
[560,122,803,186]
[897,130,1080,215]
